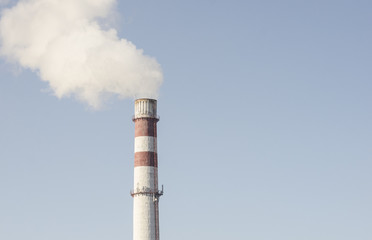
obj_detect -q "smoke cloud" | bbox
[0,0,163,109]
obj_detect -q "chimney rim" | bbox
[134,98,157,102]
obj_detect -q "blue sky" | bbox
[0,1,371,239]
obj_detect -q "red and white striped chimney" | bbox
[131,98,163,240]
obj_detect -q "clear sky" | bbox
[1,1,371,240]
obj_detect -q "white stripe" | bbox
[135,136,157,153]
[133,195,156,240]
[133,166,157,239]
[133,166,157,191]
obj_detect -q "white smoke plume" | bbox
[0,0,163,109]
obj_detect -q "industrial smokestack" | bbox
[131,98,163,240]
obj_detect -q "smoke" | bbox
[0,0,163,109]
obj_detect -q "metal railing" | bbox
[130,185,164,198]
[132,115,160,121]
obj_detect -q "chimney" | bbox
[131,98,163,240]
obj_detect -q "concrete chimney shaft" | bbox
[132,98,162,240]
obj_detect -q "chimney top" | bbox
[133,98,158,120]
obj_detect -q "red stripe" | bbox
[134,152,158,167]
[134,118,157,137]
